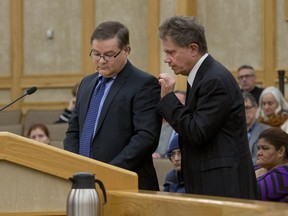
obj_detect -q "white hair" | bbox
[257,86,288,119]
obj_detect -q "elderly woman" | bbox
[255,128,288,202]
[257,86,288,127]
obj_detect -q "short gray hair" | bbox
[159,16,208,53]
[257,86,288,118]
[242,92,257,107]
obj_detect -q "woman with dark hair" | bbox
[255,127,288,202]
[27,123,51,145]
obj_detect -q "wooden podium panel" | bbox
[0,161,69,212]
[0,132,137,214]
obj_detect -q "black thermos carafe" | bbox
[67,172,107,216]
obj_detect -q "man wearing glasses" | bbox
[163,135,185,193]
[237,65,264,104]
[243,92,270,165]
[64,21,162,191]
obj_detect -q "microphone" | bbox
[0,87,38,112]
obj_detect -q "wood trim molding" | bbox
[175,0,197,16]
[174,0,197,91]
[10,0,23,104]
[81,0,95,75]
[0,212,65,216]
[285,0,288,21]
[21,75,83,88]
[147,0,160,77]
[262,0,276,87]
[105,190,288,216]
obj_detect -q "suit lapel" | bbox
[186,55,214,105]
[94,61,131,134]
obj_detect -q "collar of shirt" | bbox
[187,53,209,88]
[247,122,256,140]
[98,75,116,81]
[247,121,256,132]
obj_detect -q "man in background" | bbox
[243,92,270,165]
[163,135,185,193]
[153,90,186,158]
[238,65,264,104]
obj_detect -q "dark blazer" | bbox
[157,55,257,199]
[64,61,162,190]
[249,121,270,165]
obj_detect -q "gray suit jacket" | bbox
[249,121,270,165]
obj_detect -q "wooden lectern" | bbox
[1,132,288,216]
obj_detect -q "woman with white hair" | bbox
[257,86,288,127]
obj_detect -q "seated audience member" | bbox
[257,86,288,127]
[243,92,270,165]
[281,120,288,134]
[237,65,264,104]
[27,123,51,145]
[163,135,185,193]
[55,83,79,123]
[153,90,186,158]
[255,128,288,202]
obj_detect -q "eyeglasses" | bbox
[238,74,254,80]
[89,49,122,62]
[167,150,181,160]
[245,105,255,110]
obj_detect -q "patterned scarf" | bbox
[258,113,288,127]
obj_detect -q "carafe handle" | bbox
[95,179,107,204]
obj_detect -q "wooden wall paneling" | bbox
[105,190,288,216]
[7,0,91,113]
[0,212,65,216]
[10,0,23,107]
[21,75,84,88]
[263,0,277,87]
[175,0,197,16]
[20,102,68,119]
[147,0,160,77]
[81,0,95,75]
[0,77,12,88]
[285,0,288,21]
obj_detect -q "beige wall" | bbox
[277,0,288,68]
[0,0,288,112]
[0,0,11,76]
[94,0,148,71]
[159,0,175,76]
[198,0,263,69]
[23,0,82,74]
